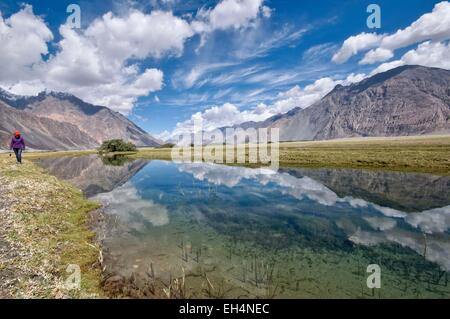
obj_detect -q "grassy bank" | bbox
[0,155,102,298]
[129,135,450,175]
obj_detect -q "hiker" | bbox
[10,130,25,164]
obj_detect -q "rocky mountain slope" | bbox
[241,65,450,141]
[0,89,160,150]
[0,100,98,150]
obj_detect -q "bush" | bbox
[98,139,137,153]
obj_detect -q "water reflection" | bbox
[93,183,170,229]
[37,154,147,197]
[36,156,450,298]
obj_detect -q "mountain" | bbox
[0,89,160,150]
[0,100,98,150]
[239,65,450,141]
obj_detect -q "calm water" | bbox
[37,155,450,298]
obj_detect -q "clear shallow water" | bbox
[37,155,450,298]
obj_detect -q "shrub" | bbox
[98,139,137,153]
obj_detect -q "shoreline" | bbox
[15,135,450,176]
[129,135,450,176]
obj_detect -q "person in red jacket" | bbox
[10,130,26,164]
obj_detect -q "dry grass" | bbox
[21,149,97,159]
[130,135,450,175]
[0,155,103,298]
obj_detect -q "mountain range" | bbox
[0,90,160,150]
[1,65,449,150]
[235,65,450,141]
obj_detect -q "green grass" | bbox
[0,155,103,298]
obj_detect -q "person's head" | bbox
[14,130,20,138]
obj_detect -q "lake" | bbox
[37,155,450,298]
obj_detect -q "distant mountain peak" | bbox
[0,87,24,101]
[38,90,76,99]
[347,65,450,94]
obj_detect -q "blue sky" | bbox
[0,0,449,139]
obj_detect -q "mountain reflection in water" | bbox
[37,156,450,298]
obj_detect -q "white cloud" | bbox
[0,7,193,113]
[369,40,450,76]
[401,40,450,68]
[0,1,275,114]
[41,9,193,112]
[332,32,383,64]
[380,1,450,51]
[85,10,194,60]
[195,0,265,31]
[369,60,406,76]
[359,48,393,65]
[334,1,450,65]
[0,5,53,82]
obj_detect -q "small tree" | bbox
[98,139,137,153]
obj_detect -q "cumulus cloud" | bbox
[401,40,450,68]
[85,10,194,60]
[332,32,383,64]
[0,6,192,113]
[380,1,450,51]
[334,1,450,65]
[193,0,265,32]
[0,1,272,113]
[369,41,450,76]
[0,5,53,82]
[359,48,393,65]
[369,60,406,76]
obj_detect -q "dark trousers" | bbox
[13,148,22,163]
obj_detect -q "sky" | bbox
[0,0,449,140]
